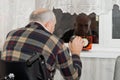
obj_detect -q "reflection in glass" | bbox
[53,9,99,43]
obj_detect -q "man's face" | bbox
[74,17,90,36]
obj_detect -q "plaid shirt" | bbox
[1,22,82,80]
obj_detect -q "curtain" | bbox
[0,0,35,50]
[36,0,120,15]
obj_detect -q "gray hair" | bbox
[29,10,55,23]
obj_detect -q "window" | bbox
[97,4,120,48]
[112,4,120,39]
[53,9,99,44]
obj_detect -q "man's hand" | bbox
[69,36,84,56]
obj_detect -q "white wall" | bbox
[0,0,35,50]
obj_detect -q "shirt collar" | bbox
[25,22,51,34]
[31,21,49,32]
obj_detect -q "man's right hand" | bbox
[69,36,84,56]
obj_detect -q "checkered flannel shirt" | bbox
[1,22,82,80]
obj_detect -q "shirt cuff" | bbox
[72,54,80,59]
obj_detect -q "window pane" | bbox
[112,4,120,39]
[53,9,99,43]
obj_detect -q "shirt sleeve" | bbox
[56,45,82,80]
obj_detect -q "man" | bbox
[1,8,84,80]
[61,13,92,42]
[74,13,91,36]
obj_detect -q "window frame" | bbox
[96,10,120,48]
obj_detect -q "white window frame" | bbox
[96,10,120,48]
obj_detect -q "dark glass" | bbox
[53,9,99,43]
[112,4,120,39]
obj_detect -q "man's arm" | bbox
[56,36,84,80]
[56,47,82,80]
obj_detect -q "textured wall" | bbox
[0,0,35,50]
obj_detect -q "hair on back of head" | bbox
[30,9,55,23]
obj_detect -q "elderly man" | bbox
[61,13,99,44]
[1,8,84,80]
[61,13,92,42]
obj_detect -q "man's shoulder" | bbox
[6,27,25,37]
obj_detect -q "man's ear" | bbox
[44,21,51,28]
[45,21,53,31]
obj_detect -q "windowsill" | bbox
[65,43,120,59]
[81,49,120,59]
[81,44,120,58]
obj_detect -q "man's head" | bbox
[29,8,56,33]
[74,13,91,36]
